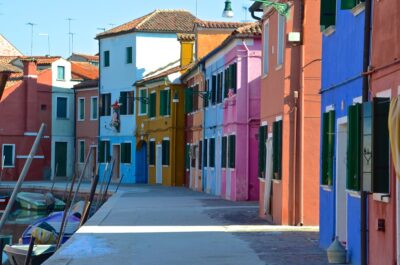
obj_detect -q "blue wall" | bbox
[319,2,366,265]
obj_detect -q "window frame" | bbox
[57,66,65,81]
[277,14,285,66]
[149,91,157,118]
[79,140,85,164]
[121,142,132,164]
[138,88,148,116]
[56,96,69,119]
[104,50,110,67]
[149,139,156,166]
[263,21,270,76]
[90,96,98,120]
[78,97,85,121]
[162,139,170,166]
[126,47,133,64]
[2,144,15,168]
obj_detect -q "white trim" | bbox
[16,155,44,159]
[372,193,390,203]
[262,20,270,78]
[164,87,170,91]
[261,121,268,126]
[24,132,38,136]
[90,96,98,120]
[275,115,282,122]
[150,138,156,142]
[325,104,335,112]
[163,137,170,141]
[268,132,273,138]
[138,88,148,116]
[2,144,15,168]
[337,116,348,125]
[397,86,400,95]
[321,185,333,192]
[23,75,38,79]
[347,190,361,198]
[77,97,85,121]
[353,96,362,104]
[56,96,70,119]
[323,26,336,37]
[150,90,156,94]
[376,89,392,99]
[351,2,365,16]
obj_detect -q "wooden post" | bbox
[23,236,36,265]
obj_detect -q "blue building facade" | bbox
[319,1,366,264]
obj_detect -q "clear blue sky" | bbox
[0,0,255,58]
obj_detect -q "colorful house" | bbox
[318,0,368,263]
[252,0,322,226]
[96,9,196,184]
[202,23,262,201]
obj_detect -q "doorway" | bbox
[135,141,148,184]
[156,144,162,184]
[55,142,67,177]
[336,119,348,245]
[112,144,120,180]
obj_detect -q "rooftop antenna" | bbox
[38,33,51,56]
[66,18,74,55]
[69,32,76,54]
[242,5,249,22]
[97,27,106,32]
[26,22,37,56]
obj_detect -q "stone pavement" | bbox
[43,185,328,265]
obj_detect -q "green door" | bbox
[55,142,67,177]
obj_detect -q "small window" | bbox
[126,47,133,64]
[56,97,68,119]
[78,98,85,121]
[203,139,208,167]
[119,91,134,115]
[91,97,98,120]
[320,0,337,31]
[160,89,171,116]
[41,104,47,111]
[100,93,111,116]
[57,66,65,81]
[321,110,335,186]
[148,92,156,118]
[121,143,131,164]
[263,22,270,75]
[228,135,236,168]
[2,144,15,168]
[79,140,85,163]
[217,72,223,103]
[209,138,215,167]
[277,14,285,66]
[98,140,110,163]
[104,51,110,67]
[162,140,170,166]
[149,141,155,166]
[211,75,217,105]
[139,89,148,115]
[185,87,194,114]
[222,136,227,168]
[204,80,210,108]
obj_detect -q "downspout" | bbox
[361,0,372,264]
[242,40,251,200]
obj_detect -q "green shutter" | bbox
[212,76,217,105]
[140,90,147,114]
[3,145,13,166]
[228,135,236,168]
[341,0,357,10]
[126,47,132,64]
[149,93,156,118]
[199,141,203,170]
[273,121,282,179]
[162,140,170,166]
[79,141,85,163]
[222,137,227,168]
[149,141,155,165]
[104,51,110,67]
[320,0,337,30]
[327,111,335,185]
[210,138,215,167]
[258,125,267,178]
[372,98,390,193]
[347,104,361,191]
[160,90,165,116]
[204,139,208,167]
[166,90,171,115]
[322,112,330,185]
[120,92,127,115]
[204,80,209,108]
[232,63,237,93]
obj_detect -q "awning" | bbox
[389,95,400,179]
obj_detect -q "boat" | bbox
[16,192,65,211]
[4,244,55,265]
[20,211,81,245]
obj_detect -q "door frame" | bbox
[54,141,68,178]
[112,144,121,180]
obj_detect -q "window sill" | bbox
[162,165,169,168]
[323,26,336,37]
[352,2,365,16]
[138,113,147,117]
[90,118,98,121]
[56,118,70,120]
[77,119,85,122]
[272,179,281,184]
[2,166,15,169]
[372,193,390,203]
[275,64,283,71]
[56,79,65,82]
[347,190,361,198]
[262,73,268,79]
[321,185,333,192]
[258,177,266,182]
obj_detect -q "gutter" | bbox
[249,2,263,21]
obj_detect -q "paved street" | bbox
[44,185,327,265]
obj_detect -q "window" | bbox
[185,144,190,170]
[321,110,335,186]
[272,120,282,179]
[126,47,133,64]
[320,0,337,31]
[148,92,156,118]
[139,89,148,115]
[192,85,199,112]
[222,136,227,168]
[217,72,223,103]
[56,97,68,119]
[362,98,390,194]
[160,89,171,116]
[209,138,215,167]
[104,50,110,67]
[277,14,285,66]
[79,140,85,163]
[224,64,237,98]
[347,104,362,191]
[341,0,363,10]
[263,22,270,75]
[98,140,110,163]
[100,93,111,116]
[211,75,217,105]
[149,141,155,166]
[78,98,85,121]
[228,135,236,168]
[57,66,65,81]
[121,143,131,164]
[91,97,98,120]
[2,144,15,168]
[203,139,208,167]
[162,139,170,166]
[198,140,202,170]
[119,91,134,115]
[185,87,194,114]
[258,125,268,178]
[204,80,210,108]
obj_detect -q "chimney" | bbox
[22,59,38,132]
[178,34,195,67]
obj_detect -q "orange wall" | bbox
[196,30,232,59]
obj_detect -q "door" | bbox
[55,142,67,177]
[336,121,348,244]
[193,145,199,190]
[112,145,120,180]
[156,144,162,184]
[135,141,148,184]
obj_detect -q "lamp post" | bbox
[222,0,234,18]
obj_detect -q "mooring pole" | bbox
[0,123,46,232]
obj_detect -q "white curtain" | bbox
[264,137,273,215]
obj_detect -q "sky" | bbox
[0,0,255,58]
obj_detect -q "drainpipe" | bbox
[242,40,251,200]
[361,0,372,264]
[292,91,299,225]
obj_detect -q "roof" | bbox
[0,56,21,72]
[96,10,197,39]
[0,64,20,73]
[0,34,23,56]
[69,53,99,62]
[18,56,61,65]
[71,62,99,81]
[177,33,195,42]
[74,79,99,89]
[194,20,252,29]
[232,22,262,36]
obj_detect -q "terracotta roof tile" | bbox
[70,53,99,62]
[177,33,195,42]
[74,79,99,89]
[194,19,252,29]
[0,64,20,73]
[19,56,61,65]
[136,60,191,85]
[233,22,262,36]
[71,62,99,81]
[97,10,197,39]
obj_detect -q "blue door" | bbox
[135,141,148,183]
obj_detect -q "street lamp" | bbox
[222,0,234,18]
